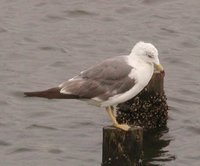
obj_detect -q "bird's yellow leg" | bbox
[106,106,130,131]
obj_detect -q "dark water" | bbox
[1,0,200,165]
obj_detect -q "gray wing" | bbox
[60,56,136,101]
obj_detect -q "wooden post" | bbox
[102,126,143,166]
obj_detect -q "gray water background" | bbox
[0,0,200,165]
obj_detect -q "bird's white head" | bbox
[131,41,163,71]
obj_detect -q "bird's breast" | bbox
[136,63,154,87]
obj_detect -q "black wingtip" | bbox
[23,91,41,97]
[23,87,65,99]
[24,92,34,97]
[23,88,80,99]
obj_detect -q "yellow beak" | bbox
[155,64,164,72]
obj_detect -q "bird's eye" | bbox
[148,54,153,58]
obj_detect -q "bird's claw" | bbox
[116,124,131,131]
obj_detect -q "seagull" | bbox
[24,41,164,131]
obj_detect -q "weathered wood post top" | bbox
[102,126,143,166]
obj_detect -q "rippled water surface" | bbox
[1,0,200,165]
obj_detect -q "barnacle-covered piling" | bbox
[116,72,168,130]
